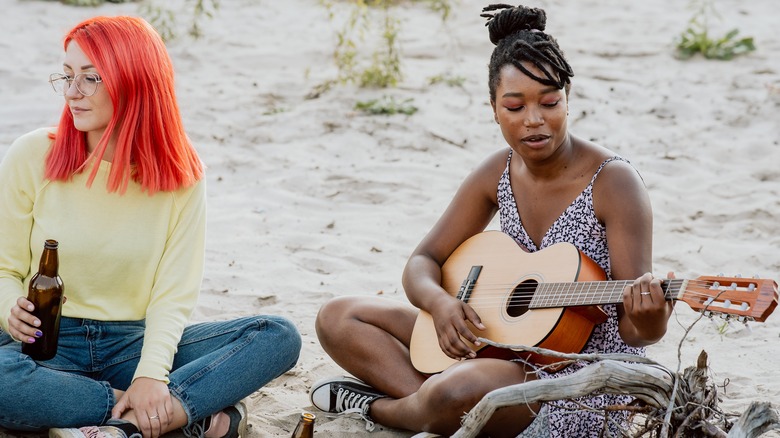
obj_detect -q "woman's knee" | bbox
[260,315,301,363]
[423,361,527,412]
[423,373,486,412]
[314,296,364,341]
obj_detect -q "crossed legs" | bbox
[315,296,538,437]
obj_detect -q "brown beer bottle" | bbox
[21,240,64,361]
[290,412,315,438]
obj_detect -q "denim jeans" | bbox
[0,315,301,432]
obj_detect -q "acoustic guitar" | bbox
[409,231,778,374]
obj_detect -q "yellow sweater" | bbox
[0,128,206,383]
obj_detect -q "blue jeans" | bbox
[0,315,301,432]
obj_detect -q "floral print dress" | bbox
[497,150,644,438]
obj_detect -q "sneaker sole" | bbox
[234,401,249,438]
[49,429,81,438]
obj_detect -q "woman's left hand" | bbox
[112,377,173,438]
[621,272,675,343]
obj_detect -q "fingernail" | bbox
[33,320,41,327]
[35,330,43,338]
[27,338,35,343]
[27,305,34,311]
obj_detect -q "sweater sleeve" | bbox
[0,130,49,332]
[133,177,207,383]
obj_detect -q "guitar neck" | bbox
[529,279,687,309]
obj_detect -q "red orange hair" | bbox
[45,16,203,195]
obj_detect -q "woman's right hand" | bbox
[7,297,41,343]
[429,294,486,360]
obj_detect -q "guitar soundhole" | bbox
[507,279,538,317]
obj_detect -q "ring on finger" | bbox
[640,291,651,295]
[149,415,160,420]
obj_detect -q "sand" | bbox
[1,0,778,436]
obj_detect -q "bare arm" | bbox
[595,160,673,347]
[401,149,508,359]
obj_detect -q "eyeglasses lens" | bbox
[49,74,100,96]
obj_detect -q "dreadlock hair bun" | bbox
[481,4,574,99]
[482,4,546,46]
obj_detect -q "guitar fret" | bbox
[531,280,638,308]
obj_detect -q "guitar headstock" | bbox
[676,276,778,322]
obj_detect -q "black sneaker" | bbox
[309,376,386,431]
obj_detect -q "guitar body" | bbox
[410,231,608,375]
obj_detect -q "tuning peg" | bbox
[747,283,756,292]
[752,274,761,279]
[740,302,749,311]
[708,316,722,330]
[735,274,743,278]
[723,299,732,308]
[729,283,738,290]
[721,318,753,337]
[710,282,720,290]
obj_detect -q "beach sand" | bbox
[1,0,778,436]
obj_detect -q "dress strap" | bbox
[588,156,630,186]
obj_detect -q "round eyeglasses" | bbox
[49,73,103,97]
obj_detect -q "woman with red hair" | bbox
[0,16,301,438]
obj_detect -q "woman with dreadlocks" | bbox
[309,4,672,437]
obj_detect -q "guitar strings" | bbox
[448,278,765,310]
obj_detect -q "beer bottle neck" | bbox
[39,248,59,277]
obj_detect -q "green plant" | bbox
[140,0,220,42]
[359,9,402,88]
[675,0,755,60]
[428,73,466,88]
[263,107,287,116]
[316,0,454,91]
[322,0,403,88]
[355,95,418,115]
[54,0,138,5]
[422,0,452,21]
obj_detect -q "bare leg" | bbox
[372,358,538,436]
[315,296,425,398]
[315,297,538,436]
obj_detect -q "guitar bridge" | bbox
[457,265,483,303]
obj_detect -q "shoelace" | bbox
[334,387,377,431]
[182,418,208,438]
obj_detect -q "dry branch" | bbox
[452,342,780,438]
[452,360,673,438]
[727,401,780,438]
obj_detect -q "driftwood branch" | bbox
[452,340,780,438]
[728,401,780,438]
[452,360,673,438]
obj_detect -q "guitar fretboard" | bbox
[529,279,688,308]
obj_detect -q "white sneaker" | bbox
[49,420,141,438]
